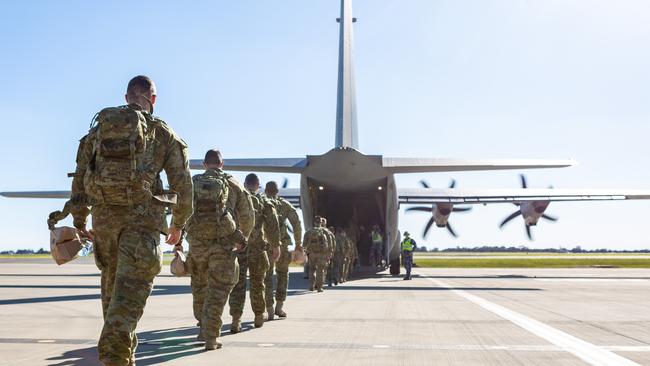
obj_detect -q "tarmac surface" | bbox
[1,260,649,365]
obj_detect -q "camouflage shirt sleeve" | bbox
[263,201,281,248]
[160,126,193,229]
[70,132,93,229]
[228,178,255,239]
[283,200,303,246]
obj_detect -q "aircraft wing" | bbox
[398,188,650,205]
[0,188,303,208]
[383,158,575,173]
[190,158,307,173]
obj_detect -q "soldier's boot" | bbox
[231,316,242,334]
[254,313,265,328]
[266,306,275,321]
[274,301,287,318]
[205,337,223,351]
[317,287,324,293]
[308,284,314,291]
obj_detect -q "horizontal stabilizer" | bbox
[383,158,575,174]
[190,158,307,173]
[399,188,650,205]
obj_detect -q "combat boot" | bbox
[308,285,314,291]
[254,313,265,328]
[317,287,324,293]
[231,316,241,334]
[266,306,275,321]
[205,337,223,351]
[274,301,287,318]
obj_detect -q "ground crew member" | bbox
[186,149,254,350]
[70,75,193,366]
[264,181,303,319]
[304,216,329,292]
[401,231,417,280]
[229,174,281,332]
[371,225,384,267]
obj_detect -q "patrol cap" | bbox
[403,231,410,237]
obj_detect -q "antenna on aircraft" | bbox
[335,0,359,149]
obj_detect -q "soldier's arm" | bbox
[285,202,303,247]
[163,134,193,230]
[231,182,255,239]
[263,204,281,248]
[70,134,92,229]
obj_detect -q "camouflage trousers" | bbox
[188,236,239,341]
[264,244,291,307]
[229,246,270,318]
[92,207,163,366]
[307,253,328,290]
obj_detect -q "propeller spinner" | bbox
[406,179,471,238]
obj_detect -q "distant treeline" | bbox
[415,245,650,253]
[3,246,650,255]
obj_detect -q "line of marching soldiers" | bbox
[302,216,359,292]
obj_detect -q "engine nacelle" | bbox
[432,203,453,227]
[519,201,550,226]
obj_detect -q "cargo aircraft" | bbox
[3,0,650,274]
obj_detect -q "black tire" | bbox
[389,258,400,275]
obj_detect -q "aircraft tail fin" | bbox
[335,0,359,149]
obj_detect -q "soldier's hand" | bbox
[272,246,281,262]
[78,227,94,241]
[166,226,183,245]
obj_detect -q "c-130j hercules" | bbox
[3,0,650,274]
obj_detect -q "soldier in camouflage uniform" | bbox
[321,219,336,285]
[264,181,302,319]
[228,174,281,332]
[333,228,349,284]
[70,76,193,366]
[304,216,329,292]
[186,149,254,350]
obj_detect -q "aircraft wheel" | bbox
[389,258,400,275]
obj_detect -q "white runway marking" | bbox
[535,279,646,282]
[426,277,642,366]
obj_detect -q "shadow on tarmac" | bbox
[45,322,256,366]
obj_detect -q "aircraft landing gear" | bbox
[389,258,400,275]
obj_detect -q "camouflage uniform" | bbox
[264,196,302,313]
[70,104,193,366]
[187,169,254,346]
[229,191,280,322]
[304,225,329,292]
[333,231,348,284]
[321,224,336,284]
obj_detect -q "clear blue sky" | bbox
[1,0,649,251]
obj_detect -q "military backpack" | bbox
[187,170,237,238]
[83,105,156,206]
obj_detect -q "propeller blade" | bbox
[449,179,456,189]
[520,174,528,189]
[419,180,430,188]
[452,207,472,212]
[446,222,458,237]
[499,210,521,228]
[406,206,433,213]
[282,178,289,189]
[525,225,533,240]
[542,214,558,222]
[423,217,435,238]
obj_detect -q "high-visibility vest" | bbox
[401,238,415,252]
[372,231,382,243]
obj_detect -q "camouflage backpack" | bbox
[304,228,326,254]
[187,170,237,238]
[83,106,156,206]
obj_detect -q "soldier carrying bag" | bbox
[170,244,190,277]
